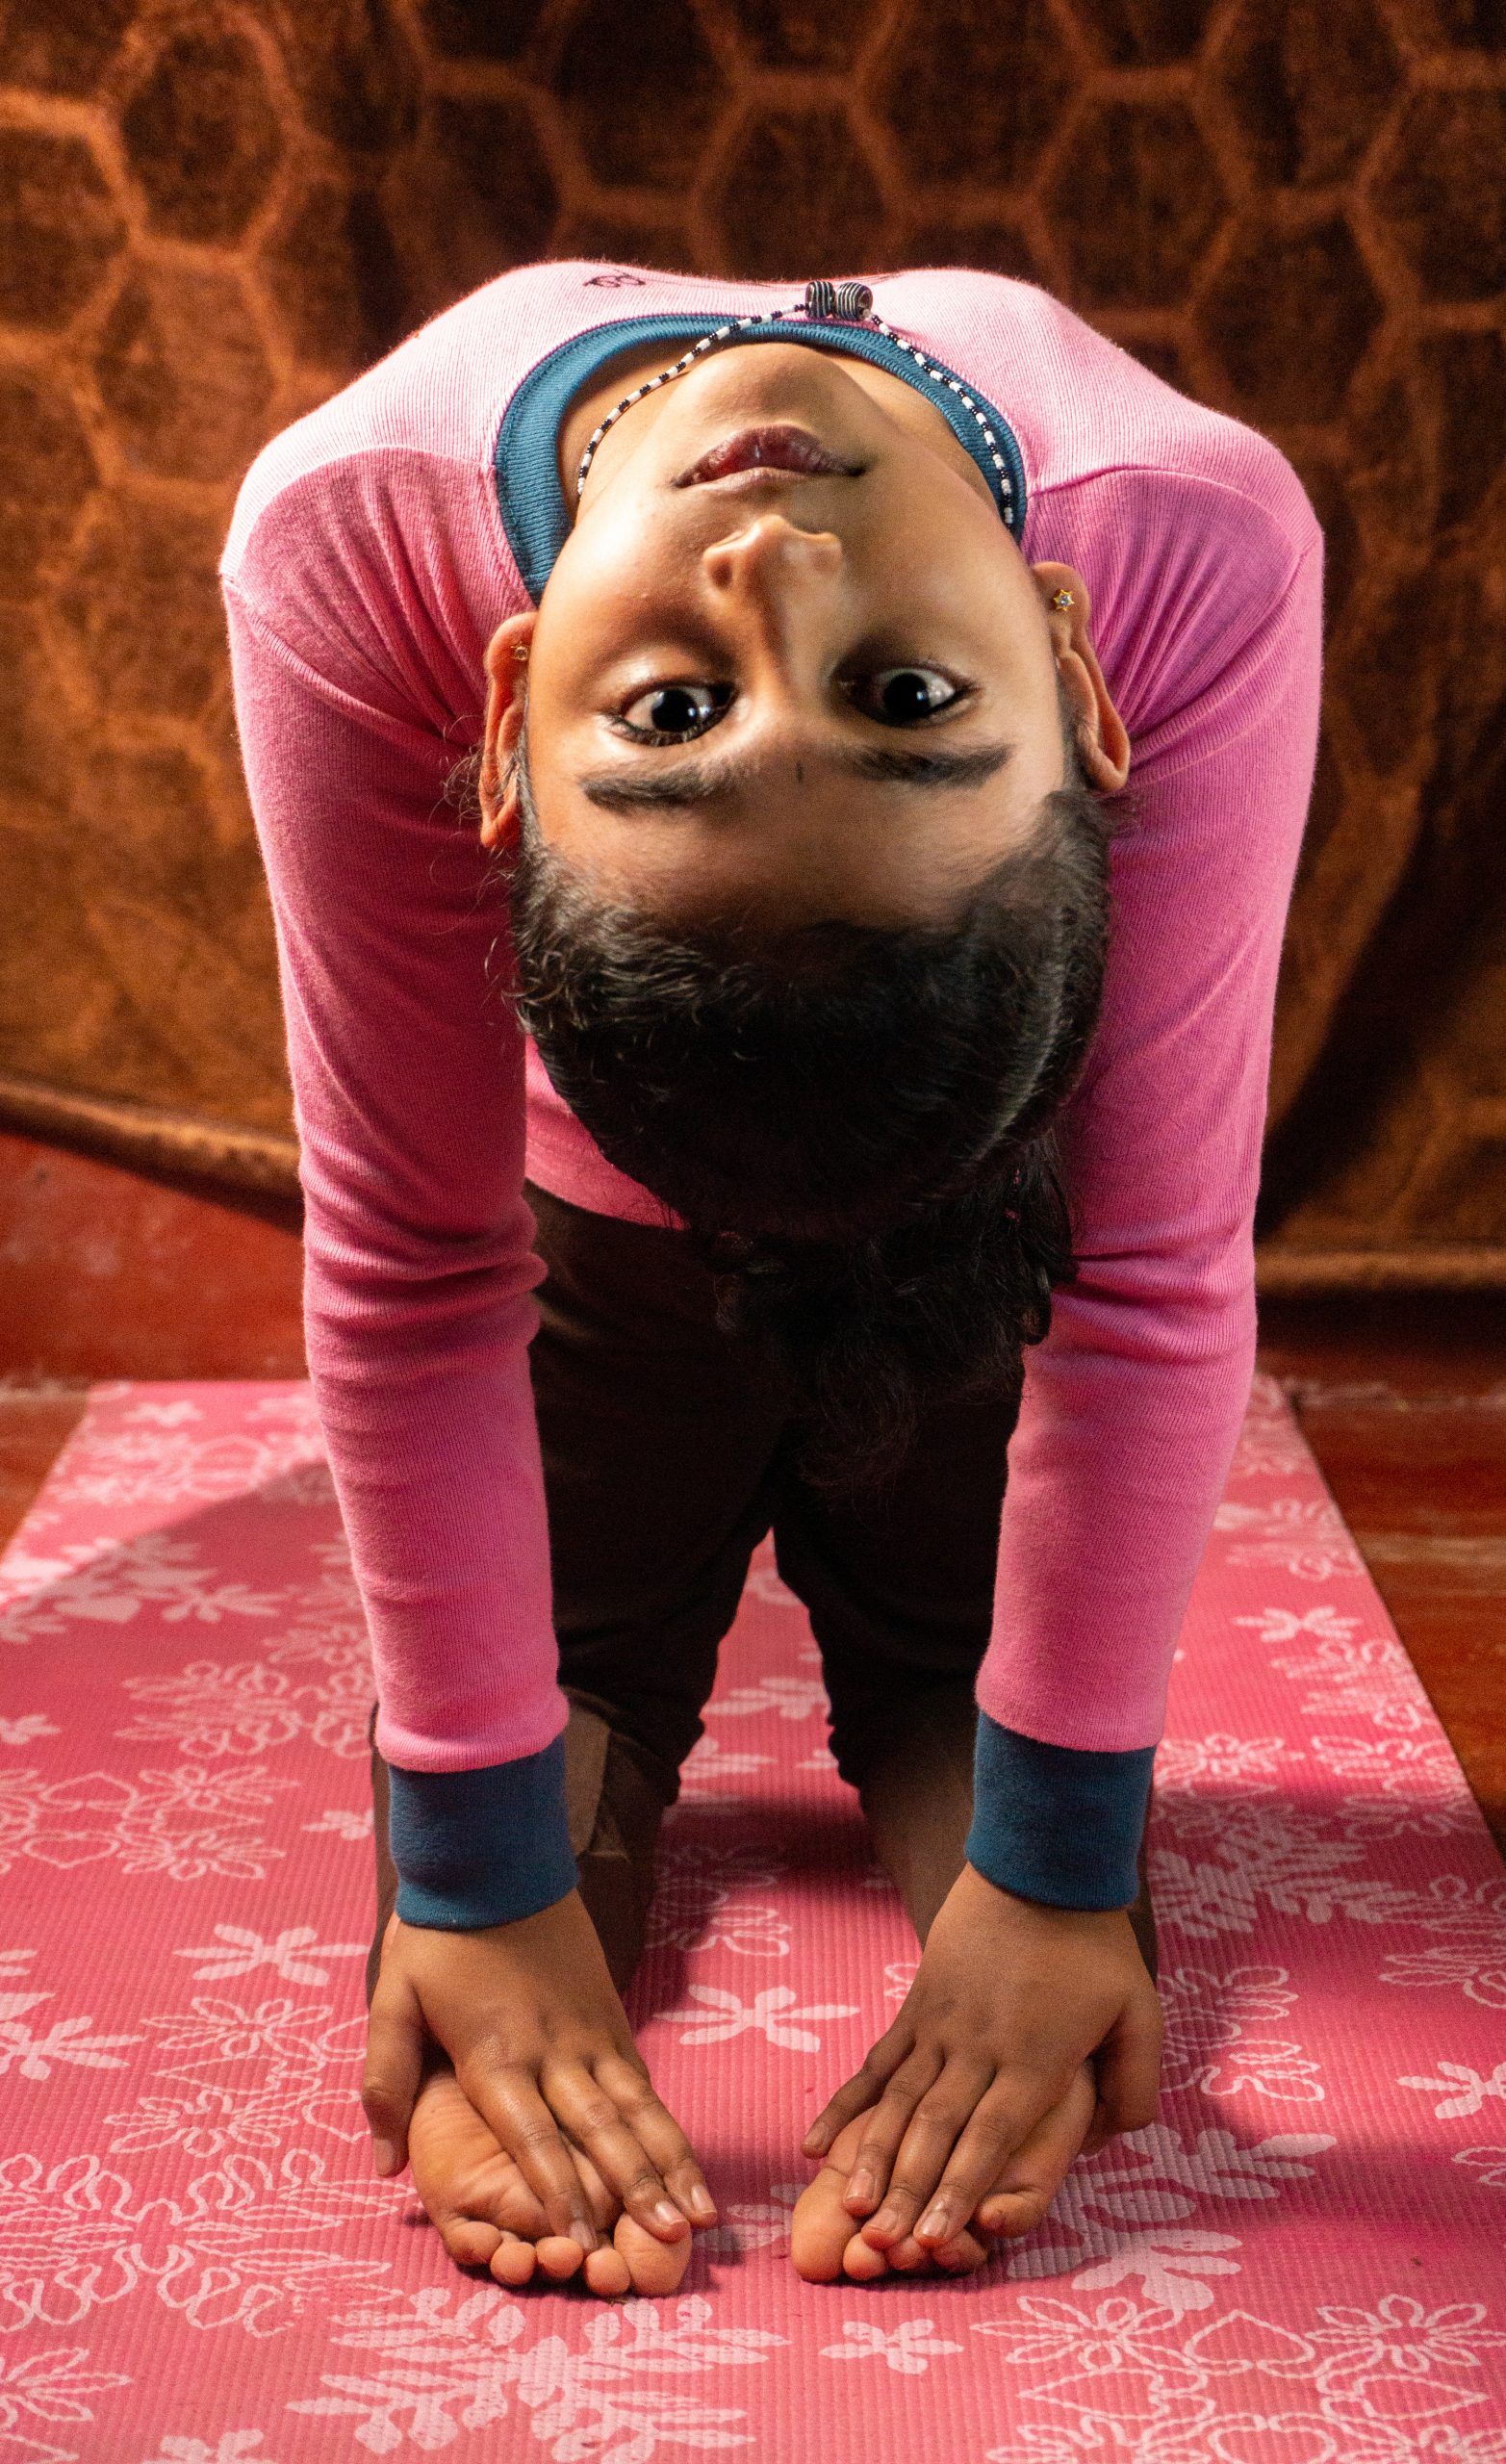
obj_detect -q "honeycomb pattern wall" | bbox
[2,0,1503,1265]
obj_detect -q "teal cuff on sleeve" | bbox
[963,1711,1155,1910]
[387,1732,578,1930]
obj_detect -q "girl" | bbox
[222,260,1322,2297]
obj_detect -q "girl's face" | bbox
[484,342,1128,928]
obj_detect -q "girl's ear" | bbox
[479,614,536,849]
[1031,563,1131,793]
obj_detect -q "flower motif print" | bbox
[1398,2060,1506,2119]
[1215,1496,1365,1581]
[821,2319,964,2374]
[288,2285,785,2456]
[173,1926,368,1988]
[137,2432,279,2462]
[1377,1876,1506,2009]
[0,2341,131,2445]
[105,2082,362,2160]
[118,1656,371,1762]
[656,1984,860,2053]
[676,1734,774,1795]
[1307,2294,1506,2380]
[0,1714,59,1746]
[704,1676,829,1722]
[1157,1732,1287,1787]
[1159,1965,1325,2104]
[300,1807,372,1840]
[0,2007,140,2081]
[698,2183,803,2257]
[5,1372,1506,2457]
[0,1764,294,1884]
[0,1534,281,1644]
[643,1837,790,1956]
[0,2148,395,2335]
[742,1561,803,1609]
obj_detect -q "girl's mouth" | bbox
[675,425,860,488]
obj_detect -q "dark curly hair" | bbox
[489,679,1125,1495]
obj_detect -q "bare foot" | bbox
[790,2064,1100,2284]
[790,2111,994,2282]
[407,2061,694,2298]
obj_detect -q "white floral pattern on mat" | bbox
[0,1536,282,1645]
[286,2285,785,2455]
[978,2290,1506,2462]
[0,1374,1500,2457]
[0,1765,292,1882]
[656,1984,861,2054]
[0,2340,131,2458]
[0,2150,396,2336]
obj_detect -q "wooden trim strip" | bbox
[3,1070,1503,1291]
[1255,1245,1506,1294]
[0,1070,300,1200]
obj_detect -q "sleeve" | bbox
[962,526,1325,1911]
[222,571,578,1931]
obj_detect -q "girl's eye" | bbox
[848,665,966,719]
[613,680,729,733]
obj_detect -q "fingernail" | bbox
[918,2202,950,2240]
[653,2199,683,2233]
[372,2139,398,2177]
[572,2217,598,2253]
[690,2187,717,2220]
[846,2170,876,2207]
[804,2126,827,2152]
[871,2207,901,2237]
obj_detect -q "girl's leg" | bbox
[770,1388,1156,1977]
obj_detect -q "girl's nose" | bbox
[702,515,844,594]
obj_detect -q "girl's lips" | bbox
[675,424,859,487]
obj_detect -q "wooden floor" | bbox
[5,1130,1505,1853]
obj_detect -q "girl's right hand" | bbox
[361,1891,716,2252]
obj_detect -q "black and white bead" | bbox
[574,277,1017,533]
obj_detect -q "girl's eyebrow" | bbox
[576,737,1018,814]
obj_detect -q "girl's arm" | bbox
[964,516,1326,1909]
[222,574,575,1924]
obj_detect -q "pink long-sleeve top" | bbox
[222,260,1323,1927]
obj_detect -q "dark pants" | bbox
[368,1181,1154,2001]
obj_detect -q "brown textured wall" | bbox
[1,0,1502,1265]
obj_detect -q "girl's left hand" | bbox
[801,1861,1162,2252]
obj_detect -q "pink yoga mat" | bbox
[1,1377,1503,2461]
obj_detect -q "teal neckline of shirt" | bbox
[495,311,1029,604]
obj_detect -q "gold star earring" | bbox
[1051,589,1075,611]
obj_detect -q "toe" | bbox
[790,2163,864,2284]
[886,2226,991,2274]
[584,2242,633,2298]
[613,2209,693,2296]
[489,2232,538,2288]
[840,2231,889,2281]
[932,2227,992,2273]
[443,2217,502,2271]
[534,2234,588,2281]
